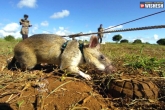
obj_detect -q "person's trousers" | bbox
[22,34,28,40]
[21,27,29,40]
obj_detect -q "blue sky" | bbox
[0,0,165,43]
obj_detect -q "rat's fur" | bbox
[8,34,114,80]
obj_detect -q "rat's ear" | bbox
[89,36,99,48]
[95,43,100,50]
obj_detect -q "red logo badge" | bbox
[140,4,145,8]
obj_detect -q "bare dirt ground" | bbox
[0,43,165,110]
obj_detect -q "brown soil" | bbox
[0,55,165,110]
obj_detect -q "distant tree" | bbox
[112,34,122,43]
[145,42,150,44]
[84,40,88,43]
[133,39,142,44]
[120,39,129,43]
[4,35,15,41]
[157,39,165,45]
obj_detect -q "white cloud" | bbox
[50,10,70,19]
[54,27,73,36]
[31,24,38,34]
[140,38,145,43]
[53,28,56,31]
[77,31,93,41]
[42,31,50,34]
[79,36,90,41]
[0,30,21,39]
[104,25,123,37]
[0,27,20,39]
[59,27,64,30]
[3,23,19,32]
[154,34,159,40]
[102,25,124,42]
[17,0,37,8]
[40,21,49,27]
[0,23,21,38]
[105,25,123,31]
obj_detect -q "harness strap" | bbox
[60,41,86,62]
[79,43,86,63]
[61,41,69,54]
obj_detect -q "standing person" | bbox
[97,24,104,43]
[20,14,32,40]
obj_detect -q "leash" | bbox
[61,25,165,38]
[104,10,165,31]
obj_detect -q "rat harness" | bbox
[61,41,86,62]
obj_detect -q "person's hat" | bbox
[24,14,28,18]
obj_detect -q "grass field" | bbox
[0,40,165,110]
[102,43,165,78]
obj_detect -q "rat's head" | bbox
[83,36,116,73]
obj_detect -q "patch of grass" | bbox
[123,45,165,73]
[16,100,24,109]
[124,56,165,70]
[0,38,5,42]
[0,40,18,56]
[101,43,165,76]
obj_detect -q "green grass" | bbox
[0,40,19,57]
[101,43,165,59]
[101,43,165,76]
[0,38,5,42]
[16,100,24,109]
[1,40,165,76]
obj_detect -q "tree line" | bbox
[1,35,21,41]
[2,35,165,45]
[112,34,165,45]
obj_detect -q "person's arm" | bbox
[28,21,32,27]
[98,28,100,32]
[101,28,104,32]
[20,19,24,25]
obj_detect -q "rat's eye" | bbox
[100,55,105,60]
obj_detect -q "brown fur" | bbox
[8,34,115,80]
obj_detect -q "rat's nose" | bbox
[106,65,116,73]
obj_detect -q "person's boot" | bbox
[22,34,28,40]
[25,35,28,39]
[22,34,26,40]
